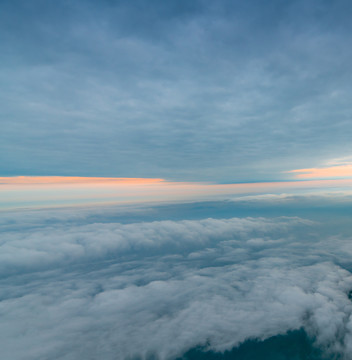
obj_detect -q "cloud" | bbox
[1,0,352,180]
[0,216,307,276]
[2,206,352,359]
[287,155,352,179]
[288,165,352,179]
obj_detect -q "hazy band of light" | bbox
[2,176,352,210]
[0,176,164,185]
[287,164,352,179]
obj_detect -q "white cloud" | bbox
[1,209,352,359]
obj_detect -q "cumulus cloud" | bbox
[2,205,352,360]
[0,216,309,276]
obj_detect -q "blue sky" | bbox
[1,0,352,181]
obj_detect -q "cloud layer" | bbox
[1,0,352,180]
[2,205,352,359]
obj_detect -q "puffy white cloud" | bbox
[1,208,352,359]
[0,215,311,276]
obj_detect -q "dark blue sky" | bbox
[1,0,352,181]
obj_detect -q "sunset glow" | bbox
[0,176,164,186]
[288,164,352,179]
[2,176,352,210]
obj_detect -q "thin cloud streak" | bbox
[288,165,352,179]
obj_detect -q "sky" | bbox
[2,176,352,210]
[2,2,352,360]
[1,0,352,182]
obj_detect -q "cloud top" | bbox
[2,206,352,359]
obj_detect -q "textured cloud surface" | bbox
[2,201,352,360]
[1,0,352,180]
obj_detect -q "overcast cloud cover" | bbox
[2,196,352,359]
[1,0,352,181]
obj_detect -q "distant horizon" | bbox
[2,175,352,211]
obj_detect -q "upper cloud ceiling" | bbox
[1,0,352,181]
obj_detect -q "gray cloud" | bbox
[2,205,352,359]
[0,216,308,276]
[1,0,352,180]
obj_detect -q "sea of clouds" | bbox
[2,201,352,359]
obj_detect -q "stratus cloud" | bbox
[2,209,352,360]
[2,0,352,182]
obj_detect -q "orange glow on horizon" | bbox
[0,176,165,186]
[1,176,352,210]
[1,176,352,190]
[287,165,352,179]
